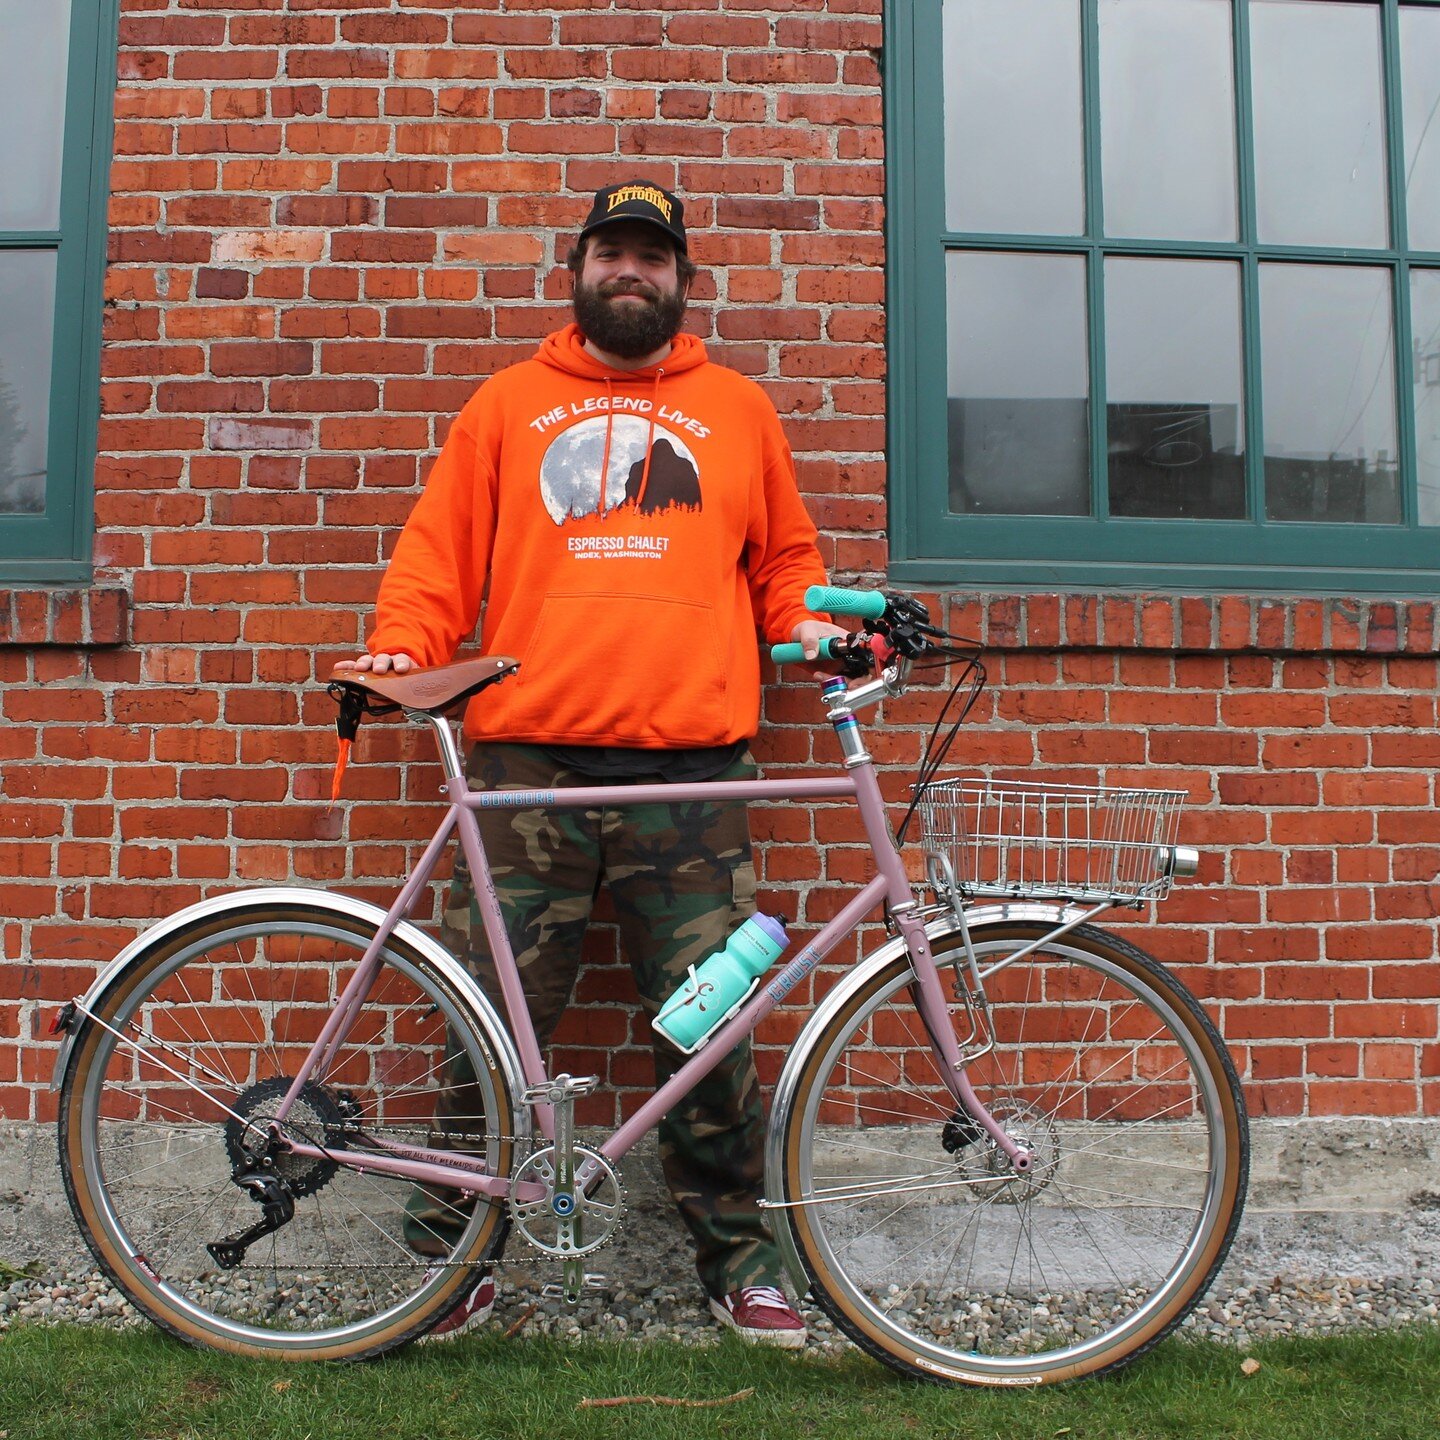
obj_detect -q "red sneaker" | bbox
[708,1285,806,1348]
[417,1274,495,1344]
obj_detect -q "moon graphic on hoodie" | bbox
[538,415,701,525]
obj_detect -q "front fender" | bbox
[49,887,527,1129]
[762,901,1088,1294]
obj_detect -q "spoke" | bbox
[324,1176,434,1265]
[123,1091,236,1129]
[1055,1097,1210,1164]
[1051,1177,1204,1212]
[805,1170,1013,1207]
[814,1134,967,1169]
[84,1008,256,1132]
[121,1019,235,1090]
[97,1136,215,1186]
[232,939,283,1079]
[1031,1023,1176,1129]
[1058,1134,1212,1173]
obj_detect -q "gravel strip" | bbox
[2,1264,1437,1351]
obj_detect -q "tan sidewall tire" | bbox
[781,921,1248,1386]
[57,903,515,1361]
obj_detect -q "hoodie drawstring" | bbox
[598,377,615,513]
[630,369,663,511]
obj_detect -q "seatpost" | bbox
[410,709,466,784]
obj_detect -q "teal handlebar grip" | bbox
[770,637,843,664]
[805,585,887,619]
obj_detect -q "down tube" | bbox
[601,874,892,1164]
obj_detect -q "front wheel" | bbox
[776,921,1247,1385]
[57,899,518,1360]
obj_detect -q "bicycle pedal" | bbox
[540,1274,606,1299]
[523,1073,599,1105]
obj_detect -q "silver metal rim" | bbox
[784,933,1231,1380]
[71,913,510,1352]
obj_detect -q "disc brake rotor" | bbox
[953,1099,1062,1204]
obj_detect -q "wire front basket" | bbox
[917,778,1188,906]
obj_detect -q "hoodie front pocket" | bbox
[511,593,729,744]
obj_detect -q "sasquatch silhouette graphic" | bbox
[625,437,701,513]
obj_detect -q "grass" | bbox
[0,1324,1437,1440]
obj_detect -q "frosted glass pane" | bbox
[1251,1,1388,249]
[946,250,1090,515]
[0,250,58,514]
[1098,0,1237,241]
[1105,258,1245,519]
[0,0,72,230]
[943,0,1084,236]
[1261,264,1399,524]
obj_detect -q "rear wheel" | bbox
[57,901,517,1359]
[778,922,1247,1384]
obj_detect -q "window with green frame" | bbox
[887,0,1440,592]
[0,0,116,584]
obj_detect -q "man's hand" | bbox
[334,652,420,675]
[791,618,849,661]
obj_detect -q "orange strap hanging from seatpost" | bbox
[327,686,366,811]
[329,737,352,808]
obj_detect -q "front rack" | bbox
[917,778,1190,907]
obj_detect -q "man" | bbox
[338,180,843,1345]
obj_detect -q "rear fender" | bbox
[49,887,526,1134]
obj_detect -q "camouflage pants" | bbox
[407,742,784,1298]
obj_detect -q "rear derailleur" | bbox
[206,1146,296,1270]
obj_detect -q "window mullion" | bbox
[1385,0,1420,526]
[1233,0,1267,530]
[1081,0,1108,521]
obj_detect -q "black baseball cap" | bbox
[578,180,687,254]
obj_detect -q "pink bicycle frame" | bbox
[274,680,1031,1196]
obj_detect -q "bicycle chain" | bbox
[329,1125,629,1273]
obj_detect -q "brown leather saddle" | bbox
[323,657,520,803]
[326,654,519,718]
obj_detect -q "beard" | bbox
[572,276,687,360]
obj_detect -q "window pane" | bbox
[1098,0,1237,241]
[1410,269,1440,523]
[1261,263,1399,524]
[946,251,1090,515]
[0,0,71,231]
[942,0,1084,236]
[1251,1,1388,249]
[1105,258,1245,519]
[0,251,57,514]
[1401,5,1440,252]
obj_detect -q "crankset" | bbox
[510,1074,626,1303]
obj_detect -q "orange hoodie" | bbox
[369,324,828,748]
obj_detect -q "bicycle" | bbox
[51,586,1248,1384]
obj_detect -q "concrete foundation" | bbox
[6,1117,1440,1290]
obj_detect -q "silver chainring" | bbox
[508,1144,625,1257]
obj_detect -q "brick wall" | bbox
[2,0,1437,1129]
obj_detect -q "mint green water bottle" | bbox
[653,913,789,1053]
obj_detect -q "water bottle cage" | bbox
[653,975,762,1055]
